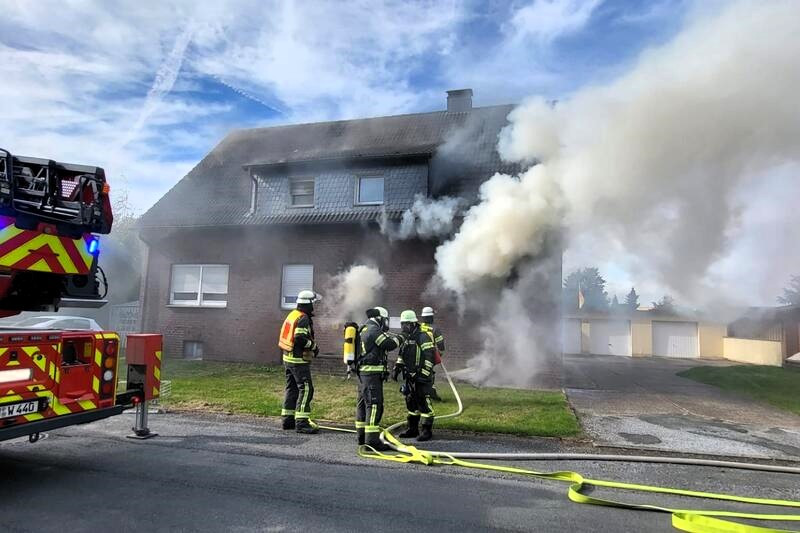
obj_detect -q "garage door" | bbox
[589,320,631,356]
[653,321,699,358]
[562,319,582,354]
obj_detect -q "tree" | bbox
[611,295,620,308]
[563,267,609,311]
[778,275,800,306]
[652,295,677,315]
[625,287,640,311]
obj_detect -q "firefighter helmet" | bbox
[296,290,319,304]
[374,306,389,319]
[421,306,434,317]
[400,310,417,323]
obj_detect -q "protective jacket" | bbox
[419,323,445,356]
[357,318,400,374]
[279,310,317,364]
[395,326,436,383]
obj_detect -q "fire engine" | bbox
[0,148,161,443]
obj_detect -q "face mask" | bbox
[402,323,414,335]
[381,318,389,332]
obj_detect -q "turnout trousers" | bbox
[405,381,435,428]
[355,373,385,443]
[283,363,314,421]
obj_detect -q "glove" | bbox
[391,365,402,382]
[313,346,319,358]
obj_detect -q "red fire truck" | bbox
[0,148,161,443]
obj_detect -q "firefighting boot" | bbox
[357,427,365,446]
[398,415,420,438]
[295,418,319,434]
[281,416,295,430]
[417,421,433,442]
[365,431,391,452]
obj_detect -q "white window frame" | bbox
[355,175,384,206]
[281,264,314,309]
[169,264,229,308]
[290,176,315,208]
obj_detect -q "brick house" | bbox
[138,90,555,370]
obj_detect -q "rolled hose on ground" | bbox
[352,363,800,532]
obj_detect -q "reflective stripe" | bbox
[375,333,387,345]
[299,383,311,414]
[365,425,381,433]
[424,360,434,367]
[359,365,385,373]
[295,412,310,419]
[355,421,366,428]
[370,405,378,426]
[408,411,420,416]
[295,327,310,334]
[421,369,430,376]
[281,409,295,416]
[434,335,444,343]
[283,353,309,364]
[420,342,434,350]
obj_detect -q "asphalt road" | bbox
[1,412,799,532]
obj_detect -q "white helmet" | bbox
[374,306,389,319]
[400,309,418,323]
[421,306,434,317]
[296,290,319,305]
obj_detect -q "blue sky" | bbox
[0,0,688,213]
[11,0,796,306]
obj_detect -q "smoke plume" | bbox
[436,0,800,386]
[381,194,462,241]
[324,264,384,323]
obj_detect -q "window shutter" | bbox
[282,264,314,308]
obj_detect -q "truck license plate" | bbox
[0,400,40,419]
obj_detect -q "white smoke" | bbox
[324,264,385,324]
[435,0,800,386]
[381,194,462,240]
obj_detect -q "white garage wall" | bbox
[562,319,582,354]
[653,321,699,358]
[589,320,632,356]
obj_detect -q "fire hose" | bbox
[316,363,800,532]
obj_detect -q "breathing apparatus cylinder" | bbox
[343,322,358,366]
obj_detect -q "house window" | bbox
[282,264,313,309]
[290,177,315,207]
[356,176,384,205]
[170,264,229,308]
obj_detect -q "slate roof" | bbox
[139,104,521,228]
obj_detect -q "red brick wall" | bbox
[139,224,482,368]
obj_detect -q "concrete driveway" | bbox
[564,354,800,460]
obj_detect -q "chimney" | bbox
[446,88,473,113]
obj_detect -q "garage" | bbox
[589,320,632,356]
[653,321,699,358]
[562,319,582,354]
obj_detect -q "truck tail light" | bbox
[99,340,118,399]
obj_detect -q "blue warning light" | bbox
[88,238,99,255]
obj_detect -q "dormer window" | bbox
[290,177,315,207]
[356,176,384,205]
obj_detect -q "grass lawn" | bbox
[161,360,582,438]
[678,365,800,416]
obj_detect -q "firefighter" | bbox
[419,306,445,401]
[355,306,401,450]
[392,310,436,442]
[279,289,320,434]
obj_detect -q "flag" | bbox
[578,283,585,309]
